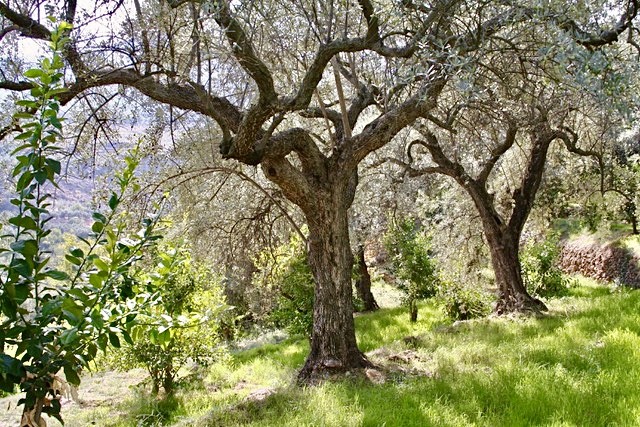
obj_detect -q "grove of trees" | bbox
[1,0,639,393]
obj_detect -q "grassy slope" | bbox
[5,279,640,426]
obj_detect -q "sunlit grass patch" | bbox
[25,277,640,426]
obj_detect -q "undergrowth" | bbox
[8,277,640,427]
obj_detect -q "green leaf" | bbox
[58,21,73,32]
[49,116,62,129]
[48,87,68,96]
[70,247,84,258]
[90,309,104,330]
[16,100,38,108]
[93,258,110,272]
[23,68,45,78]
[87,343,98,360]
[89,273,105,287]
[65,254,82,266]
[30,86,44,97]
[9,216,37,230]
[10,239,38,258]
[15,170,34,191]
[108,332,120,348]
[108,193,119,210]
[97,334,108,352]
[13,112,34,120]
[122,330,134,345]
[62,298,83,325]
[149,329,159,345]
[45,270,70,281]
[11,259,33,279]
[45,158,61,175]
[158,329,171,348]
[63,364,81,386]
[92,212,107,223]
[60,328,78,345]
[92,222,104,233]
[0,354,25,377]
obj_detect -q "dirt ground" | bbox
[0,369,147,426]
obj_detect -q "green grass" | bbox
[620,234,640,257]
[8,278,640,426]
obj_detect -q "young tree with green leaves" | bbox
[384,217,439,322]
[0,22,162,426]
[119,244,229,396]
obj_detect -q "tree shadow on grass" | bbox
[198,286,640,427]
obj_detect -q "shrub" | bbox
[521,234,574,298]
[118,245,230,395]
[252,235,315,337]
[383,217,439,322]
[436,280,493,321]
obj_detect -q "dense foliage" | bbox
[252,235,314,337]
[117,244,229,395]
[384,217,440,322]
[436,280,493,321]
[521,234,575,298]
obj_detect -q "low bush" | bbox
[436,280,493,321]
[384,217,440,322]
[521,233,574,298]
[115,244,230,395]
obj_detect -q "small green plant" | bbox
[0,21,162,426]
[521,233,574,298]
[383,217,439,322]
[253,234,315,337]
[119,244,229,396]
[436,280,493,321]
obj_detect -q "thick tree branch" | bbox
[554,0,638,48]
[407,130,505,227]
[0,24,18,41]
[261,156,313,209]
[0,80,32,91]
[508,124,563,234]
[331,57,352,140]
[357,0,381,44]
[60,69,243,145]
[386,156,450,177]
[212,0,277,104]
[0,1,50,39]
[65,0,77,24]
[557,126,605,193]
[477,120,518,183]
[350,78,446,166]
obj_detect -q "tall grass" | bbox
[36,278,640,426]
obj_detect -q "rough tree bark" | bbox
[299,189,373,380]
[480,214,546,314]
[354,244,379,312]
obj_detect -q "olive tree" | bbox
[1,0,637,380]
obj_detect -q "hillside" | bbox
[3,278,639,426]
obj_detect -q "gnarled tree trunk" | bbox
[298,190,372,382]
[354,244,379,312]
[483,224,547,314]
